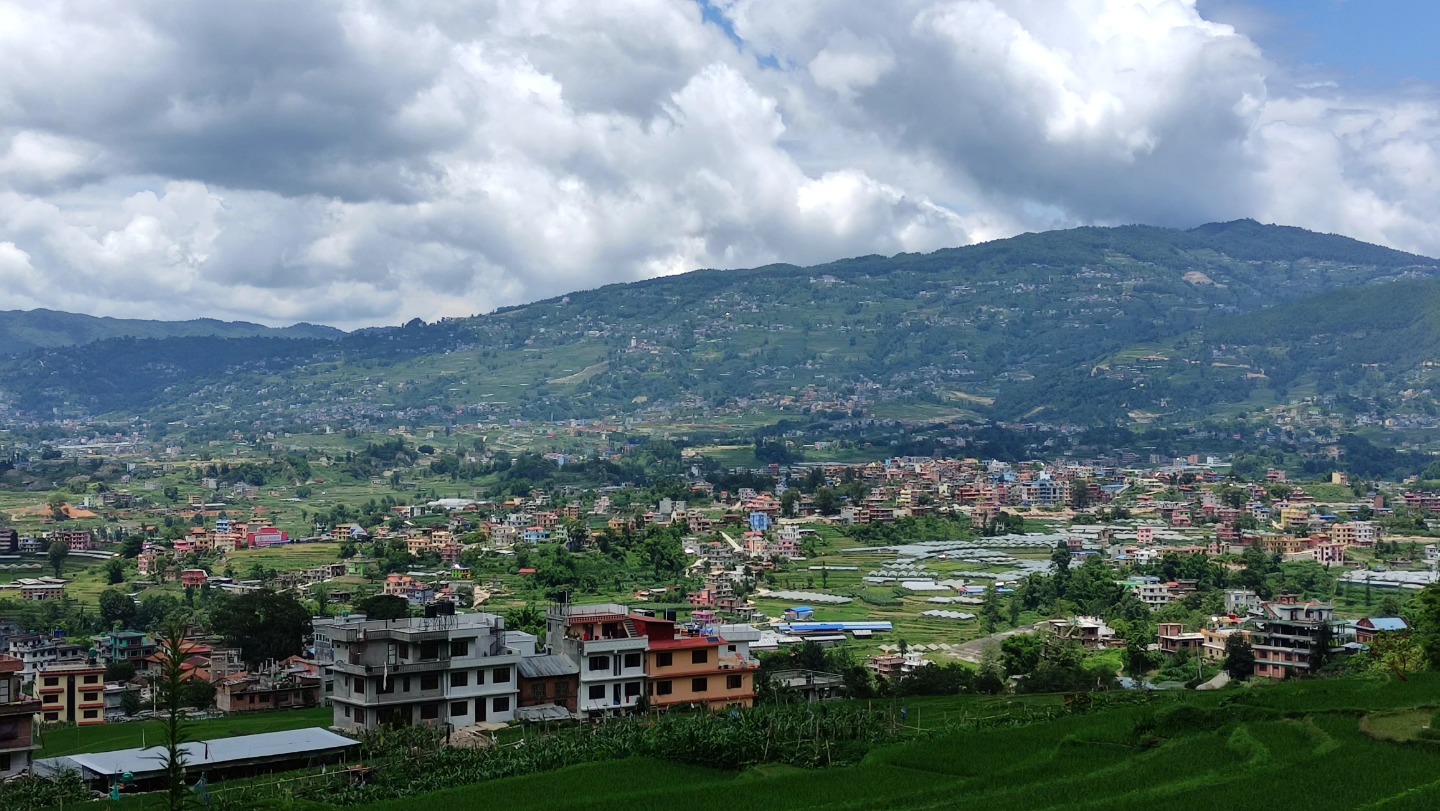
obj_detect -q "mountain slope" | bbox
[0,309,343,356]
[1,221,1434,430]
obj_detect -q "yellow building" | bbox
[37,661,107,726]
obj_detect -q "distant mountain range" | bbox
[0,309,343,356]
[3,219,1437,433]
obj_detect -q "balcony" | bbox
[576,637,645,654]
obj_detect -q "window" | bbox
[83,692,98,702]
[691,677,708,693]
[43,677,58,687]
[403,676,411,692]
[44,712,58,722]
[727,644,737,653]
[451,639,470,657]
[623,652,642,669]
[589,685,606,700]
[655,680,673,696]
[83,709,98,719]
[624,682,640,698]
[354,708,366,723]
[492,696,509,713]
[588,655,609,672]
[450,671,469,688]
[530,683,547,701]
[474,669,486,685]
[43,695,57,704]
[656,652,673,668]
[419,641,440,660]
[420,674,440,691]
[691,650,708,665]
[450,701,468,717]
[83,675,99,684]
[420,704,439,720]
[493,667,511,683]
[343,705,351,719]
[727,675,743,690]
[554,682,570,698]
[377,676,394,695]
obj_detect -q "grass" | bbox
[1359,708,1435,742]
[36,706,332,758]
[330,675,1440,811]
[225,543,346,572]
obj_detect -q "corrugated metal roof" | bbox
[517,654,579,678]
[36,728,357,779]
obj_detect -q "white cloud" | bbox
[0,0,1434,329]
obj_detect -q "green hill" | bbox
[0,308,342,356]
[2,221,1434,430]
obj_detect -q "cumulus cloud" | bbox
[0,0,1435,328]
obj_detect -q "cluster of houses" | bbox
[1044,591,1410,682]
[314,603,761,729]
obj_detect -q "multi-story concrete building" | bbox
[319,614,531,731]
[546,603,648,719]
[633,613,757,712]
[1247,597,1337,680]
[0,655,41,777]
[36,660,107,726]
[6,635,88,686]
[96,630,155,666]
[1329,521,1377,547]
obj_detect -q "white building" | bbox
[546,604,648,719]
[318,613,531,731]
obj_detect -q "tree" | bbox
[105,557,126,585]
[1223,634,1255,681]
[1377,594,1403,617]
[106,660,137,683]
[1310,621,1336,672]
[47,540,69,577]
[982,582,1002,633]
[813,487,840,516]
[780,489,800,518]
[99,588,137,628]
[155,614,192,811]
[999,633,1042,676]
[1410,583,1440,670]
[1050,540,1073,590]
[208,590,311,668]
[356,594,410,621]
[1124,636,1155,677]
[1369,629,1423,681]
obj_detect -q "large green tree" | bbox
[209,590,312,668]
[47,539,69,577]
[1410,583,1440,670]
[98,588,137,628]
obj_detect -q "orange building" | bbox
[632,615,756,712]
[36,661,106,726]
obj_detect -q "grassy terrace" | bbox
[341,675,1440,811]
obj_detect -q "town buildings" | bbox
[36,660,107,726]
[1247,597,1337,680]
[0,655,41,777]
[545,603,649,718]
[318,613,532,731]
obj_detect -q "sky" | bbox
[0,0,1436,330]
